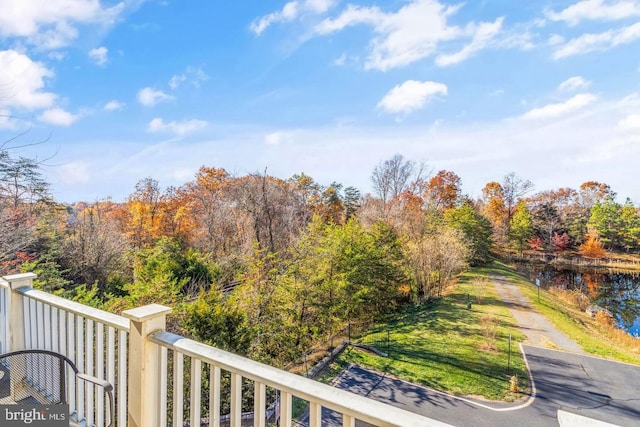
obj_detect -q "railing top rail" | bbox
[18,288,130,332]
[151,331,452,427]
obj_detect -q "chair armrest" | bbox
[77,373,114,392]
[76,373,115,427]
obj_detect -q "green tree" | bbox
[510,201,533,255]
[444,202,493,265]
[588,197,621,249]
[184,288,251,354]
[620,198,640,252]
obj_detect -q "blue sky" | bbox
[1,0,639,203]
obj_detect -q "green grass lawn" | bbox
[320,266,529,401]
[488,261,640,365]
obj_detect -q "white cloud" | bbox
[378,80,448,115]
[0,0,125,49]
[520,93,597,120]
[305,0,334,14]
[104,100,125,111]
[0,109,20,129]
[250,1,300,35]
[618,113,640,130]
[137,87,174,106]
[315,0,502,71]
[332,53,347,66]
[436,17,504,66]
[38,107,79,126]
[148,117,208,136]
[546,0,640,26]
[88,46,108,66]
[168,74,186,89]
[0,50,56,110]
[553,21,640,58]
[250,0,336,35]
[265,131,293,145]
[558,76,591,91]
[168,66,209,89]
[548,34,565,46]
[48,51,67,61]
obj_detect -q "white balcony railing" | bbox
[1,273,452,427]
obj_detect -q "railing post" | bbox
[123,304,172,427]
[4,272,36,352]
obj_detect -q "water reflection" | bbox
[513,263,640,336]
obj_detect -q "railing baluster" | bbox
[37,299,44,349]
[51,306,59,353]
[159,346,168,427]
[24,297,32,349]
[280,391,292,427]
[173,351,184,427]
[191,358,202,426]
[86,319,94,427]
[76,315,85,422]
[231,372,242,427]
[342,414,355,427]
[210,365,220,427]
[254,381,266,427]
[67,312,76,417]
[117,330,127,427]
[97,322,105,427]
[106,326,115,427]
[58,309,66,357]
[44,303,52,350]
[37,300,45,391]
[309,402,322,427]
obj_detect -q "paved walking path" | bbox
[490,274,585,354]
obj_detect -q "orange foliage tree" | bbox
[426,170,461,211]
[579,232,607,258]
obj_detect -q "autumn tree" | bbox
[405,225,468,300]
[231,173,306,255]
[371,154,426,218]
[580,232,607,258]
[62,200,129,294]
[481,181,507,243]
[320,182,345,224]
[426,170,461,210]
[182,166,235,255]
[551,232,570,252]
[124,177,164,248]
[502,172,534,227]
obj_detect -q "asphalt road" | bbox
[328,346,640,427]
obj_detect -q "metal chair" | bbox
[0,349,114,427]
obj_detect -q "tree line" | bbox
[2,148,638,366]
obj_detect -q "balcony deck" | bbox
[1,273,452,427]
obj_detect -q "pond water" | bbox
[513,263,640,336]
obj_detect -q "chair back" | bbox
[0,350,113,427]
